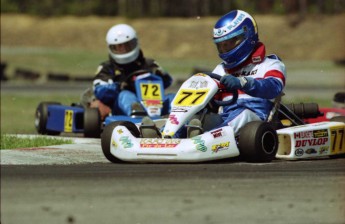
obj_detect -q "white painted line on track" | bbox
[1,135,108,165]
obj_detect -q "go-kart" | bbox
[35,70,171,138]
[101,72,345,163]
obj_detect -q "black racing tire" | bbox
[284,103,321,119]
[101,121,140,163]
[238,121,278,163]
[35,102,61,135]
[330,116,345,123]
[84,108,102,138]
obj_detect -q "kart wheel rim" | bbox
[35,111,41,129]
[261,131,277,155]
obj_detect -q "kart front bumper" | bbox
[109,125,240,163]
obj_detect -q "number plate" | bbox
[140,83,162,101]
[64,110,73,132]
[173,89,209,106]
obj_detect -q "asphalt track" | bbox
[1,75,345,224]
[1,138,345,224]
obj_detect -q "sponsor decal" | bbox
[111,139,118,148]
[305,148,317,154]
[214,29,224,37]
[191,136,207,152]
[169,114,179,125]
[117,129,123,134]
[211,141,230,153]
[140,139,181,148]
[227,13,245,30]
[119,136,133,148]
[210,128,225,138]
[313,129,328,138]
[319,146,329,155]
[294,131,313,139]
[233,69,257,77]
[252,56,262,63]
[295,138,328,147]
[171,107,188,113]
[143,100,162,107]
[189,81,208,89]
[295,148,304,157]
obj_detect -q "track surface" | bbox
[2,154,345,224]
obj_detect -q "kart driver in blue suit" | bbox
[91,24,174,120]
[174,9,287,138]
[206,9,287,135]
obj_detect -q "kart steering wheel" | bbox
[205,72,239,106]
[120,69,152,90]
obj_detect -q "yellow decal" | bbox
[140,83,162,100]
[173,89,209,106]
[330,125,345,154]
[64,110,73,132]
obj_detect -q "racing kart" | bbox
[101,72,345,163]
[35,70,171,138]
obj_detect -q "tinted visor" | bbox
[109,38,137,54]
[216,34,245,54]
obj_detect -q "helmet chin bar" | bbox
[109,47,140,64]
[219,40,252,70]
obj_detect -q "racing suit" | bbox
[92,50,174,117]
[212,42,286,134]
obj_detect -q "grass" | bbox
[0,134,73,149]
[1,14,344,135]
[1,93,80,134]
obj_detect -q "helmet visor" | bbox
[216,34,245,54]
[109,38,138,55]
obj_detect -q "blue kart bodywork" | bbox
[35,73,172,138]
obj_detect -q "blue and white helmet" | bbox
[213,10,259,69]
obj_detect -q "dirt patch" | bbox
[1,13,345,61]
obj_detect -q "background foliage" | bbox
[2,0,345,17]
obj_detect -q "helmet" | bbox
[106,24,140,64]
[213,10,259,69]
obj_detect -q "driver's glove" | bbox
[93,82,120,104]
[220,75,248,91]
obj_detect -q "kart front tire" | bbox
[238,121,278,163]
[84,108,101,138]
[101,121,140,163]
[35,102,61,135]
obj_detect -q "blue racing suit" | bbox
[212,42,286,134]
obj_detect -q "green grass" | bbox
[1,93,80,134]
[0,134,73,149]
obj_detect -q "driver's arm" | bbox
[92,64,120,105]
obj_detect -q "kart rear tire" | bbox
[84,108,101,138]
[238,121,278,163]
[35,102,61,135]
[284,103,321,119]
[101,121,140,163]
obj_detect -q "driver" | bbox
[203,9,287,135]
[182,9,287,138]
[91,24,174,119]
[141,10,286,138]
